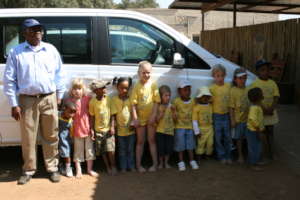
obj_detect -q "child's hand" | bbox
[110,127,115,135]
[132,119,140,128]
[148,115,156,126]
[197,134,202,139]
[90,129,95,141]
[231,120,236,128]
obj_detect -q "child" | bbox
[58,101,77,177]
[131,61,160,172]
[66,78,97,178]
[89,79,117,175]
[229,68,249,163]
[210,64,232,164]
[156,85,176,169]
[246,87,265,171]
[250,60,280,160]
[192,87,214,162]
[173,80,199,171]
[111,77,136,173]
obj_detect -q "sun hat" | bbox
[177,79,192,89]
[195,87,212,98]
[89,80,110,91]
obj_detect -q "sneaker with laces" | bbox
[65,166,74,177]
[177,161,186,171]
[190,160,199,170]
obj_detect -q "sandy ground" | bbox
[1,105,300,200]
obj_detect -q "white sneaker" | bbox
[190,160,199,170]
[66,166,74,177]
[177,161,186,171]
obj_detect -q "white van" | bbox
[0,8,255,146]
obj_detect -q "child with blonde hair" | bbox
[131,61,160,172]
[173,80,199,171]
[156,85,176,169]
[111,77,136,172]
[89,79,117,175]
[192,87,214,162]
[229,68,249,163]
[65,78,97,178]
[210,64,232,164]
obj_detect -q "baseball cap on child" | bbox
[195,87,211,98]
[255,59,270,70]
[177,80,192,89]
[89,80,110,91]
[22,18,43,29]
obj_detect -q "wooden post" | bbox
[233,2,237,28]
[202,11,205,31]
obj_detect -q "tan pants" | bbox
[19,93,59,173]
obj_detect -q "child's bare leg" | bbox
[158,156,164,169]
[87,160,98,177]
[188,150,195,161]
[148,124,158,172]
[178,151,184,162]
[108,151,117,175]
[102,154,112,175]
[164,155,171,168]
[237,140,244,163]
[75,161,82,178]
[136,126,146,172]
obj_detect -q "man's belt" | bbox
[20,92,54,98]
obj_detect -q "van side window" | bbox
[185,48,210,69]
[44,23,91,64]
[108,18,175,65]
[3,25,20,59]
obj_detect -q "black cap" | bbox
[22,18,42,29]
[255,59,271,70]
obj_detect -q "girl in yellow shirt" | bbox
[229,68,249,164]
[156,85,176,169]
[131,61,160,173]
[111,77,136,173]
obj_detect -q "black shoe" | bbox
[17,174,32,185]
[49,171,61,183]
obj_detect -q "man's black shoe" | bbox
[49,171,61,183]
[17,174,32,185]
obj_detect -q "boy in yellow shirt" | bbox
[173,80,199,171]
[131,61,160,172]
[89,80,117,175]
[210,64,232,164]
[192,87,214,163]
[250,59,280,160]
[246,87,265,171]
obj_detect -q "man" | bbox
[3,19,65,185]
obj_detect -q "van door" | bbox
[0,16,98,146]
[98,17,188,97]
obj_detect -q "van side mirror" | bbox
[173,53,185,68]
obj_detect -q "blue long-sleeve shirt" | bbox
[3,41,66,107]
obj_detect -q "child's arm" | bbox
[148,102,158,125]
[110,115,116,136]
[89,115,95,140]
[192,120,200,136]
[131,104,140,128]
[229,107,236,128]
[156,105,166,123]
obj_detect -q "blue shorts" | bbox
[174,129,196,152]
[232,122,247,140]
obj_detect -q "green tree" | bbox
[116,0,158,9]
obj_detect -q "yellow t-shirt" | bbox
[156,104,174,135]
[130,80,161,126]
[111,95,134,136]
[229,86,249,123]
[173,97,194,129]
[89,96,110,132]
[192,104,213,131]
[247,105,264,132]
[250,78,280,108]
[210,83,231,114]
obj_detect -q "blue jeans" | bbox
[245,129,262,165]
[117,134,136,170]
[213,113,232,160]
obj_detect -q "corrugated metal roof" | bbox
[169,0,300,14]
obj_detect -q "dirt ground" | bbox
[1,105,300,200]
